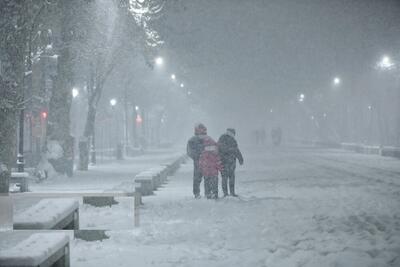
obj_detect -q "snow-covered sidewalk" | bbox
[29,149,182,192]
[70,146,400,267]
[13,148,182,218]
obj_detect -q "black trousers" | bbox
[221,162,236,195]
[193,162,203,196]
[204,176,218,198]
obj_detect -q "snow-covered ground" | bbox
[69,146,400,267]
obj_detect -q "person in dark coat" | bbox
[186,123,207,198]
[218,128,244,197]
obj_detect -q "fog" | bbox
[153,0,400,145]
[2,1,400,266]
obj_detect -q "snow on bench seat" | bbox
[14,199,79,230]
[0,233,69,267]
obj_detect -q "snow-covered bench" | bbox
[134,173,155,196]
[134,155,186,196]
[0,233,70,267]
[13,199,79,230]
[381,146,400,158]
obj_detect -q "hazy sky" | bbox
[154,0,400,130]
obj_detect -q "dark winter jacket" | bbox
[186,134,206,162]
[218,134,243,166]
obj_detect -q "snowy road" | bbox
[72,146,400,267]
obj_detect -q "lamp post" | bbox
[17,103,25,172]
[376,54,397,145]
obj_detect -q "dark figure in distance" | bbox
[271,127,282,146]
[186,123,207,198]
[218,128,244,197]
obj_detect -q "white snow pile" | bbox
[0,233,69,266]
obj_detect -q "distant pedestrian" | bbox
[199,136,223,199]
[271,127,282,146]
[186,123,207,198]
[218,128,244,197]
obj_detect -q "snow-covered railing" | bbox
[0,233,70,267]
[292,139,400,159]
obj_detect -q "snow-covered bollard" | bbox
[10,172,30,192]
[0,164,9,194]
[0,233,70,267]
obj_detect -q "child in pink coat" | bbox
[199,136,223,199]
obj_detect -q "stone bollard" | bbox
[116,143,124,160]
[0,163,12,230]
[0,164,10,194]
[78,138,89,171]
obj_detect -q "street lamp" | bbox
[171,74,176,80]
[110,98,117,107]
[298,93,305,102]
[155,57,163,66]
[72,88,79,98]
[377,55,395,70]
[333,77,341,86]
[180,83,184,88]
[135,105,139,111]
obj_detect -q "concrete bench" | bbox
[134,174,154,196]
[9,172,31,193]
[134,155,186,196]
[13,199,79,230]
[381,146,400,158]
[0,233,70,267]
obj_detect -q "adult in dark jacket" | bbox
[218,128,243,197]
[186,123,207,198]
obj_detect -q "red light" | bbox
[136,114,142,124]
[41,111,48,119]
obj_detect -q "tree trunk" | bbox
[0,1,27,170]
[46,0,75,176]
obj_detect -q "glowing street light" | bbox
[72,88,79,98]
[180,83,184,88]
[135,105,139,111]
[171,74,176,80]
[110,98,117,106]
[298,93,305,102]
[155,57,164,66]
[377,55,395,70]
[333,77,341,86]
